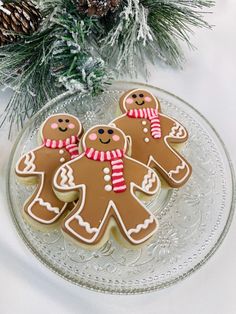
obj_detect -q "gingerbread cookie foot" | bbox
[167,160,191,187]
[127,215,158,244]
[63,214,99,244]
[25,197,68,224]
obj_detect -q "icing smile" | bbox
[59,127,68,132]
[99,138,111,144]
[135,100,145,106]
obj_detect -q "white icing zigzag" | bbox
[23,152,36,172]
[60,164,75,187]
[169,123,186,138]
[168,161,186,176]
[128,216,154,235]
[32,197,60,214]
[75,215,98,234]
[142,169,156,191]
[67,165,75,186]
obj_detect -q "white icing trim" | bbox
[24,152,36,172]
[75,215,98,234]
[28,197,60,214]
[128,216,154,236]
[168,121,187,139]
[142,169,156,191]
[15,146,44,176]
[60,164,75,187]
[168,161,186,176]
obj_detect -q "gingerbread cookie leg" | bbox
[148,144,191,188]
[62,191,110,245]
[24,175,69,224]
[114,194,158,245]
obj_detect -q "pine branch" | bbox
[99,0,214,72]
[0,0,112,136]
[0,0,214,136]
[144,0,214,65]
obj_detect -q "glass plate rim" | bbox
[6,80,236,294]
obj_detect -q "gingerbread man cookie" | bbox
[53,125,160,249]
[111,89,192,188]
[15,113,83,225]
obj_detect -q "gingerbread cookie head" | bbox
[82,125,127,152]
[120,89,160,113]
[41,113,82,141]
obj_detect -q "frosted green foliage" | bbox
[100,0,214,73]
[0,0,214,135]
[0,0,111,134]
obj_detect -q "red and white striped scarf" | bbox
[85,148,127,193]
[127,108,161,139]
[43,135,79,159]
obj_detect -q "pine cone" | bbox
[0,1,42,46]
[77,0,121,17]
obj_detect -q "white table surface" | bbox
[1,1,236,313]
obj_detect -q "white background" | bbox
[0,1,236,313]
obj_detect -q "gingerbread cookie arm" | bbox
[160,114,188,142]
[125,157,161,195]
[16,147,43,177]
[53,154,88,199]
[110,114,130,134]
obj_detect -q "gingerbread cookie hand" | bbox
[54,125,160,249]
[54,155,90,202]
[15,113,83,226]
[124,158,160,195]
[160,114,188,142]
[111,88,192,188]
[16,149,42,180]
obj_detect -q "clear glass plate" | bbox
[7,81,235,294]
